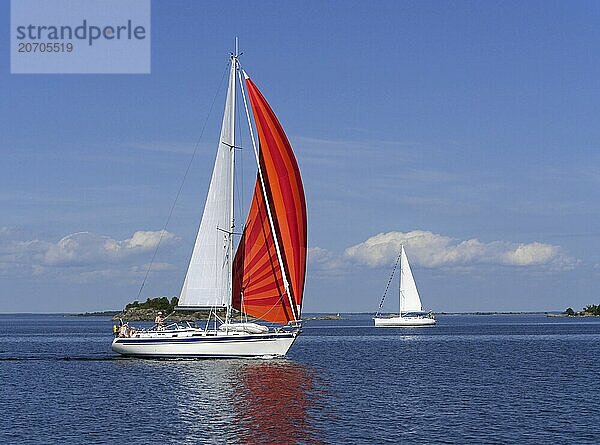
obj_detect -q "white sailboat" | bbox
[112,43,307,357]
[373,245,436,327]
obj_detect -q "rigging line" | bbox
[375,251,402,316]
[135,62,231,302]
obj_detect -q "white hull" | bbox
[373,316,436,327]
[112,328,299,358]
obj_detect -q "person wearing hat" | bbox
[155,311,164,330]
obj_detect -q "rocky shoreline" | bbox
[304,314,343,320]
[546,313,600,318]
[549,305,600,317]
[111,308,257,322]
[113,308,206,322]
[74,310,119,317]
[74,308,343,322]
[113,309,344,322]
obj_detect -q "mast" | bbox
[225,45,238,324]
[399,245,404,318]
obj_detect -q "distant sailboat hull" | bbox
[112,329,299,358]
[373,315,436,327]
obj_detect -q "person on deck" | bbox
[119,324,129,338]
[155,311,164,330]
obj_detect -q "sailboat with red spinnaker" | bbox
[112,44,307,358]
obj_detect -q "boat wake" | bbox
[0,355,122,361]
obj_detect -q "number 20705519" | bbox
[17,42,74,52]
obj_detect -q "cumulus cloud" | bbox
[309,230,577,272]
[44,230,176,266]
[503,242,558,266]
[0,228,179,280]
[307,247,347,275]
[343,231,577,270]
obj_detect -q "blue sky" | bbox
[1,0,599,312]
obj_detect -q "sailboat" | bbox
[373,245,436,327]
[112,43,307,358]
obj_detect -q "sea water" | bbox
[1,313,599,444]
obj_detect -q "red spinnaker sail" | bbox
[232,76,307,324]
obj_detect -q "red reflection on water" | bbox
[234,362,324,444]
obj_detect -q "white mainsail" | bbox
[179,60,236,308]
[400,246,422,313]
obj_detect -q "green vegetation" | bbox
[125,296,179,314]
[115,296,236,321]
[563,305,600,316]
[583,304,600,316]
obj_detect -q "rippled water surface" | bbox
[1,314,600,444]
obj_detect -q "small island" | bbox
[111,296,252,322]
[549,304,600,317]
[304,313,343,321]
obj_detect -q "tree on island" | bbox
[125,296,179,314]
[563,304,600,316]
[583,304,600,316]
[116,296,232,322]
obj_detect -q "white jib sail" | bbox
[400,246,422,312]
[179,61,236,308]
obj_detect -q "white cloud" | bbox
[307,246,346,275]
[0,228,179,281]
[310,230,577,272]
[43,230,177,266]
[503,242,558,266]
